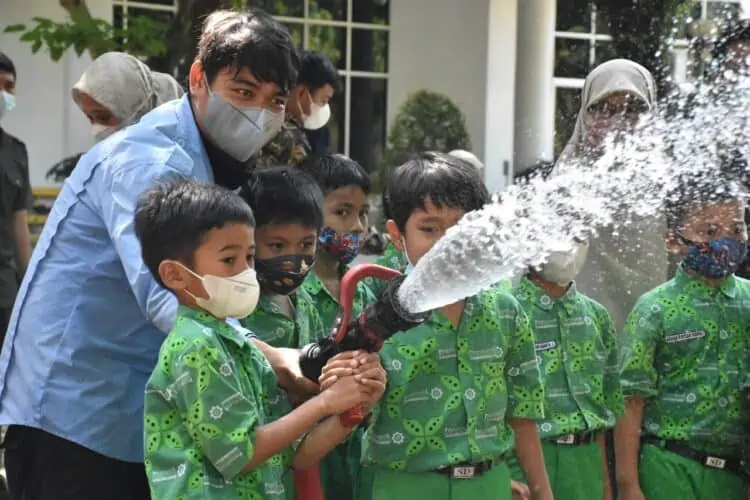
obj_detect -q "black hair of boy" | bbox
[665,166,746,230]
[198,9,300,93]
[239,165,325,230]
[303,154,371,195]
[0,51,16,80]
[134,179,255,288]
[298,51,341,93]
[386,151,490,231]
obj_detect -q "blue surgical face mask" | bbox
[0,91,16,121]
[679,234,748,279]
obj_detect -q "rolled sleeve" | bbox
[619,300,660,398]
[171,340,260,481]
[506,305,545,419]
[99,164,182,333]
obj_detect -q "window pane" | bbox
[556,0,591,32]
[555,38,590,78]
[113,5,124,30]
[310,0,347,21]
[282,22,304,49]
[555,87,582,158]
[247,0,303,17]
[351,29,388,73]
[308,26,346,70]
[594,6,610,34]
[353,0,390,25]
[328,78,346,155]
[349,78,387,174]
[593,41,617,68]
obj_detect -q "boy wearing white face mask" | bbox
[508,238,623,500]
[135,179,385,499]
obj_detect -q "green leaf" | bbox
[3,24,27,33]
[31,40,42,54]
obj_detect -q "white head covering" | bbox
[152,71,185,104]
[558,59,656,164]
[71,52,181,126]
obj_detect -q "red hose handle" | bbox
[336,264,402,427]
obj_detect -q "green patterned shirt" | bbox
[250,115,311,169]
[362,287,544,472]
[145,306,294,499]
[620,267,750,457]
[240,288,326,349]
[365,242,408,297]
[302,271,377,335]
[512,277,623,439]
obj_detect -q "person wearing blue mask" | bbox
[0,52,31,351]
[0,10,322,500]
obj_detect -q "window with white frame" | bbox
[112,0,178,44]
[248,0,390,173]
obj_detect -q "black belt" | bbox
[641,436,747,479]
[548,431,598,446]
[434,458,498,479]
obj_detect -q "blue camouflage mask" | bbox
[679,235,748,279]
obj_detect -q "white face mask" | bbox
[92,123,118,143]
[0,90,16,121]
[302,91,331,130]
[538,241,590,286]
[401,238,415,275]
[180,264,260,319]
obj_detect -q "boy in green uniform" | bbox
[350,152,553,500]
[508,238,622,499]
[615,173,750,500]
[135,180,385,499]
[300,154,377,500]
[238,166,327,349]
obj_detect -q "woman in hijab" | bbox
[556,59,664,332]
[71,52,184,143]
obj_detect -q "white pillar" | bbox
[513,0,556,175]
[483,0,519,193]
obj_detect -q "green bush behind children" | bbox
[508,238,623,500]
[300,154,378,500]
[135,180,383,500]
[237,166,327,349]
[615,172,750,500]
[351,152,552,500]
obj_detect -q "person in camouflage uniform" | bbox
[251,51,340,168]
[238,166,328,350]
[353,153,551,500]
[615,173,750,500]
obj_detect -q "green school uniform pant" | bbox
[369,462,511,500]
[508,441,604,500]
[639,444,747,500]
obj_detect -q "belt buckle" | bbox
[556,434,576,445]
[705,456,727,469]
[452,466,475,479]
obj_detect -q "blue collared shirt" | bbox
[0,96,213,462]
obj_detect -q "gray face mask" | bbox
[199,83,285,162]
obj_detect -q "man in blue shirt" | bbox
[0,10,313,500]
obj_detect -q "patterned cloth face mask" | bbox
[318,227,361,265]
[254,254,314,295]
[678,234,748,279]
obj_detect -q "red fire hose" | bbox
[294,264,402,500]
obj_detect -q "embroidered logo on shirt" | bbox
[664,330,706,343]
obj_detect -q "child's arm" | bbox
[597,433,613,500]
[614,397,646,500]
[511,419,552,500]
[251,340,320,399]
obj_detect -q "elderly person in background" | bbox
[72,52,184,143]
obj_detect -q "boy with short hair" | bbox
[355,152,552,500]
[135,179,385,499]
[615,172,750,500]
[509,238,622,499]
[238,166,327,349]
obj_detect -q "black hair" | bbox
[198,9,300,93]
[713,19,750,65]
[665,163,747,230]
[0,52,16,79]
[134,179,255,288]
[386,151,489,232]
[302,154,371,195]
[298,51,341,93]
[239,165,324,230]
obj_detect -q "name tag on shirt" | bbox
[664,331,706,344]
[534,340,557,351]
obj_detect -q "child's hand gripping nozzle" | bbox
[300,264,431,425]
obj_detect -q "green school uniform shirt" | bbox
[512,277,623,439]
[364,242,408,297]
[362,287,544,472]
[145,305,295,500]
[240,288,326,349]
[302,270,377,335]
[620,267,750,457]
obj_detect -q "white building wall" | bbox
[0,0,108,188]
